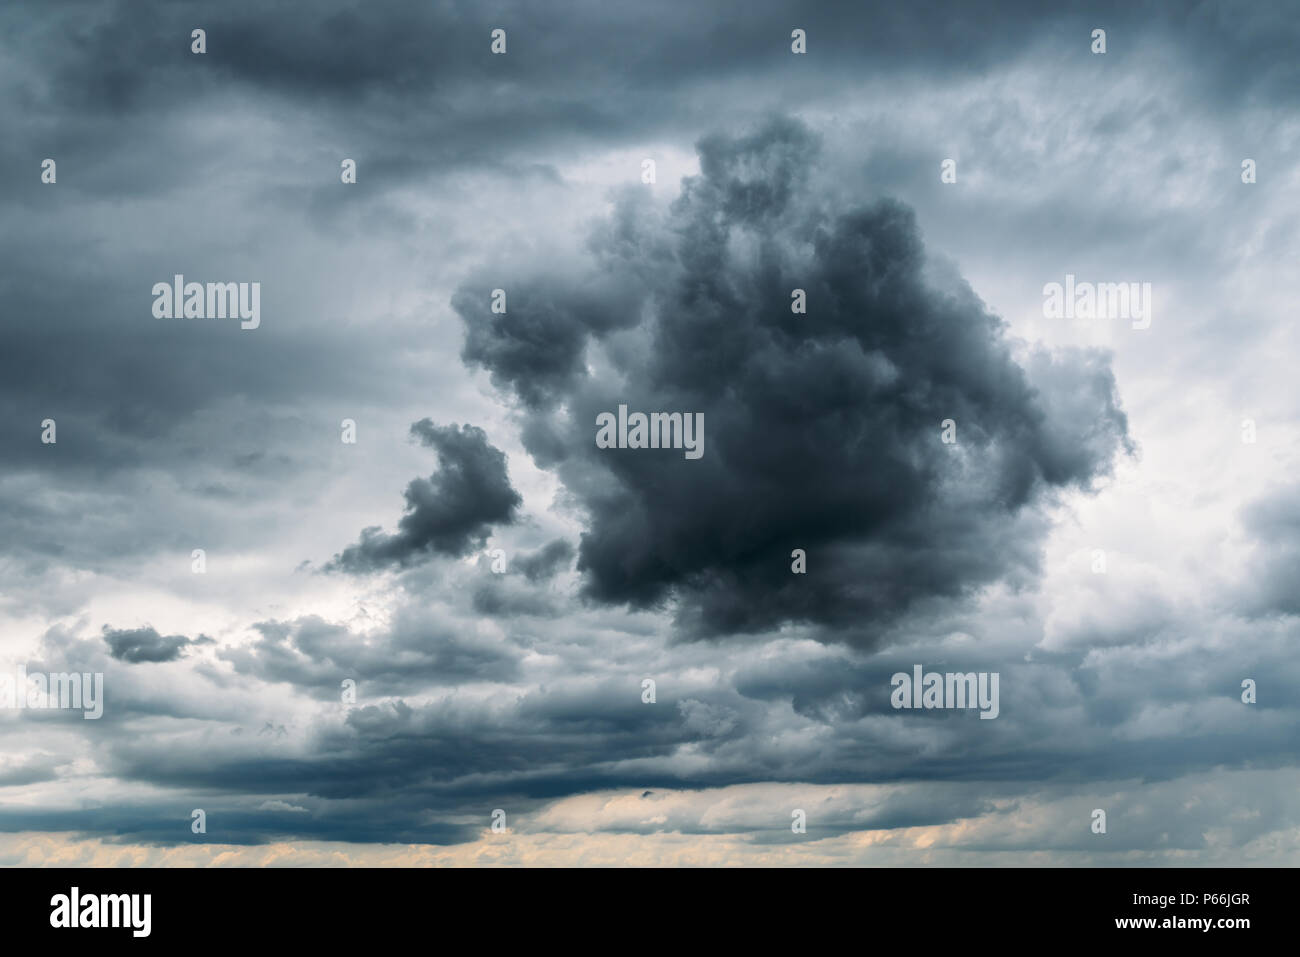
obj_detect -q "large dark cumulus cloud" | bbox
[329,419,522,572]
[456,116,1133,641]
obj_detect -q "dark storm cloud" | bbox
[455,117,1132,641]
[329,420,522,572]
[102,625,210,664]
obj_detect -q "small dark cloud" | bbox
[329,421,522,573]
[102,625,210,663]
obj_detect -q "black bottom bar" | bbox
[0,866,1281,943]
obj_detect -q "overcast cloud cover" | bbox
[2,0,1299,866]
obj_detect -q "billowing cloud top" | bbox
[457,118,1131,640]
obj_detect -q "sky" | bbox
[1,0,1298,866]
